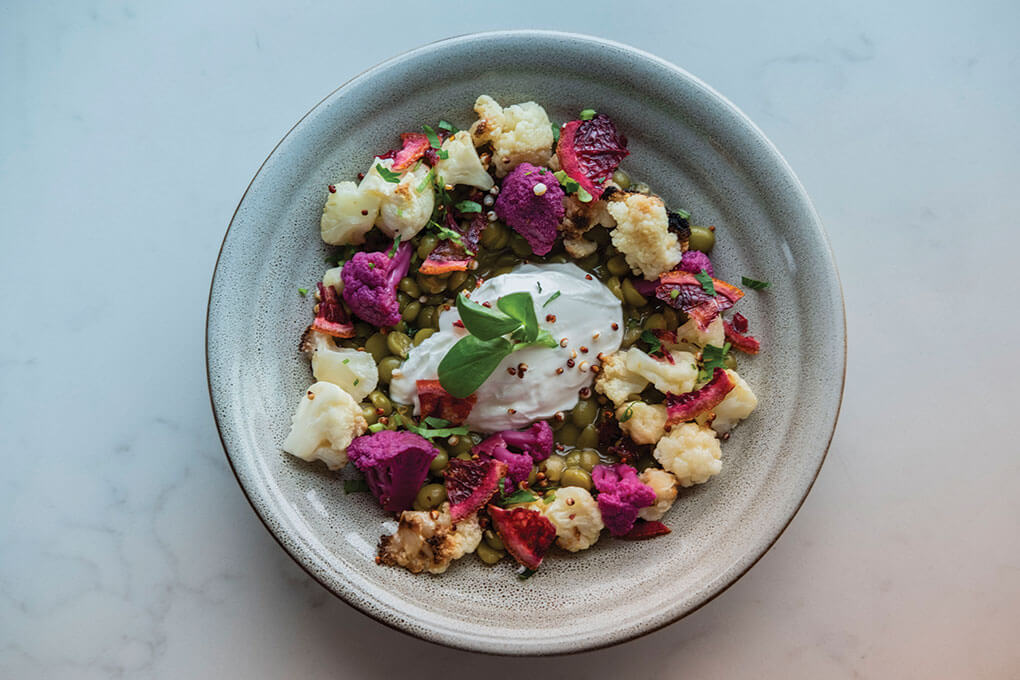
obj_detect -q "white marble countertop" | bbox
[2,1,1017,677]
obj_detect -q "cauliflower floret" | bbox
[469,95,554,176]
[595,349,649,407]
[617,401,668,445]
[301,328,378,402]
[626,348,698,395]
[542,487,603,552]
[606,193,683,280]
[676,316,725,348]
[653,422,722,487]
[321,266,344,291]
[638,468,679,521]
[697,369,758,434]
[377,504,482,574]
[281,381,367,470]
[563,236,597,258]
[434,131,494,190]
[375,162,435,241]
[320,181,381,245]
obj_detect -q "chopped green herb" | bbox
[699,342,732,383]
[416,167,435,193]
[389,234,402,257]
[342,358,350,365]
[353,379,360,386]
[368,423,385,433]
[374,163,401,183]
[455,200,483,214]
[501,489,538,505]
[423,416,451,428]
[551,122,561,143]
[543,490,556,504]
[669,289,680,300]
[368,262,376,269]
[422,124,442,149]
[438,120,457,133]
[542,291,561,307]
[576,185,593,202]
[741,276,771,290]
[429,220,474,256]
[437,149,449,160]
[694,270,716,296]
[517,567,537,581]
[674,207,692,220]
[579,108,597,121]
[298,288,308,297]
[537,281,543,294]
[640,330,662,355]
[343,478,371,494]
[619,403,635,422]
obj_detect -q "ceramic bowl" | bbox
[207,31,845,655]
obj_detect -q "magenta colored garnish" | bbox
[487,505,557,570]
[631,278,658,296]
[444,458,507,522]
[732,312,749,334]
[419,212,485,274]
[656,271,744,330]
[591,464,656,537]
[679,250,714,276]
[311,282,355,338]
[621,520,671,540]
[724,320,761,354]
[377,132,430,170]
[556,113,630,198]
[347,430,437,513]
[665,368,735,424]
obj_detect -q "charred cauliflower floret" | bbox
[617,401,668,445]
[625,348,698,396]
[542,487,604,552]
[359,159,435,240]
[637,468,679,521]
[653,422,723,487]
[559,195,615,258]
[282,381,367,470]
[676,316,725,348]
[320,180,380,245]
[595,349,650,407]
[300,327,378,402]
[606,192,683,280]
[377,504,482,574]
[696,369,758,434]
[469,95,554,176]
[434,130,494,190]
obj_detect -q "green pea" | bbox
[401,301,421,323]
[386,331,412,359]
[577,251,599,271]
[546,253,569,264]
[360,404,378,426]
[607,276,624,302]
[369,390,392,415]
[621,279,647,307]
[510,233,532,258]
[446,270,468,291]
[417,273,447,294]
[576,424,599,450]
[631,181,651,194]
[564,450,582,467]
[663,308,680,329]
[724,353,738,370]
[416,305,436,330]
[398,277,421,298]
[415,483,447,510]
[612,169,631,190]
[555,423,579,447]
[364,333,390,362]
[476,542,504,565]
[539,455,567,483]
[689,225,715,253]
[417,234,439,259]
[426,294,446,305]
[376,356,401,384]
[413,328,435,346]
[397,291,410,309]
[560,467,592,491]
[448,435,474,455]
[480,221,509,250]
[643,313,667,330]
[483,529,505,551]
[571,399,599,428]
[391,320,408,333]
[528,466,538,486]
[606,254,631,277]
[496,253,518,267]
[429,447,449,474]
[577,449,601,472]
[622,325,643,348]
[455,452,473,461]
[353,322,373,340]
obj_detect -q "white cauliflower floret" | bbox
[301,328,378,402]
[434,131,494,190]
[281,381,367,470]
[697,369,758,434]
[654,422,723,487]
[321,266,344,292]
[595,349,649,407]
[676,316,725,348]
[320,180,380,245]
[638,469,679,521]
[542,487,603,552]
[563,236,597,258]
[377,504,482,574]
[469,95,554,176]
[617,401,668,445]
[606,193,683,280]
[626,348,698,395]
[366,161,435,241]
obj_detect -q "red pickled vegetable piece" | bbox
[665,368,735,425]
[377,132,430,171]
[731,312,749,334]
[311,282,355,338]
[487,505,557,570]
[621,520,671,541]
[419,212,485,274]
[556,113,630,198]
[444,458,507,522]
[416,380,476,425]
[656,271,744,331]
[422,128,452,166]
[724,320,760,354]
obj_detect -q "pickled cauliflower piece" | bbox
[542,487,604,552]
[282,381,367,470]
[469,95,554,176]
[697,369,758,434]
[653,422,722,487]
[360,160,435,241]
[434,131,494,190]
[606,193,683,280]
[617,401,668,445]
[321,266,344,291]
[638,468,679,521]
[595,349,649,407]
[377,504,482,574]
[320,181,380,245]
[676,316,725,348]
[626,348,698,396]
[300,328,378,402]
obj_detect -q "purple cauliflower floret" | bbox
[473,434,533,490]
[347,430,437,512]
[493,163,565,256]
[679,250,714,277]
[340,240,413,327]
[592,463,656,536]
[499,421,553,462]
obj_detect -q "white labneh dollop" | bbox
[390,263,623,432]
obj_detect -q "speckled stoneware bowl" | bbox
[207,31,845,655]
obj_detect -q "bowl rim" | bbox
[206,29,846,656]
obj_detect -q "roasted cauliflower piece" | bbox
[637,468,679,521]
[469,95,554,176]
[653,422,722,487]
[542,487,604,552]
[281,381,367,470]
[377,504,482,574]
[606,192,683,280]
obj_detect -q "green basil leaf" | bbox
[438,335,513,398]
[497,292,539,343]
[455,293,522,340]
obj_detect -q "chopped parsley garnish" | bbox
[437,149,449,159]
[741,276,771,290]
[640,330,662,355]
[551,122,560,143]
[455,200,483,214]
[353,379,360,386]
[428,220,474,255]
[669,289,680,300]
[699,342,732,382]
[674,207,691,220]
[694,270,715,296]
[297,288,308,297]
[389,234,402,257]
[392,413,470,440]
[579,108,596,120]
[368,423,385,433]
[500,489,539,506]
[543,490,556,504]
[416,168,435,193]
[422,124,442,149]
[438,120,457,133]
[542,291,561,307]
[342,358,350,365]
[368,262,376,269]
[423,416,451,428]
[619,403,635,422]
[374,163,402,183]
[343,478,370,494]
[552,170,593,203]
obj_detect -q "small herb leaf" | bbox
[455,200,483,214]
[298,288,308,297]
[694,270,716,296]
[641,330,662,355]
[438,120,457,133]
[579,108,597,121]
[374,163,402,183]
[438,335,513,398]
[422,124,442,149]
[542,291,561,307]
[699,342,732,383]
[741,276,771,290]
[496,292,539,343]
[455,293,522,340]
